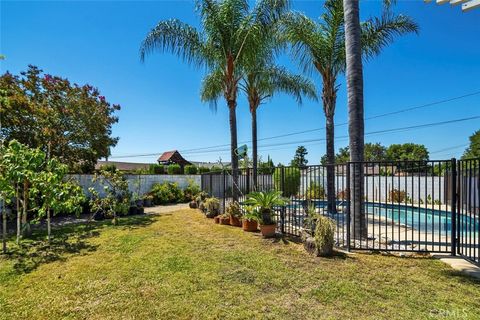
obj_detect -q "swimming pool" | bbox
[287,200,479,236]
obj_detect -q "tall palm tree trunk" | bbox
[344,0,366,239]
[323,83,337,214]
[228,100,239,202]
[251,106,258,190]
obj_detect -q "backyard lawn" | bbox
[0,208,479,320]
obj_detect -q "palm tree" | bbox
[283,0,418,215]
[343,0,365,239]
[242,65,317,188]
[140,0,288,201]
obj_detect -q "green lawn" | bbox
[1,208,479,320]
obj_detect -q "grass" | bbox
[0,208,479,320]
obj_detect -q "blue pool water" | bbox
[287,200,479,236]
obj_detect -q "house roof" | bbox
[157,150,191,166]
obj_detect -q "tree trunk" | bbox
[47,207,51,241]
[2,198,6,253]
[344,0,366,239]
[16,187,20,244]
[325,113,337,214]
[228,100,239,201]
[22,181,30,237]
[322,80,337,215]
[251,106,258,190]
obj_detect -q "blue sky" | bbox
[1,0,479,165]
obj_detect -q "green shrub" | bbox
[198,167,210,174]
[167,164,182,175]
[184,165,198,175]
[273,167,301,197]
[183,179,201,201]
[150,182,184,205]
[314,215,335,257]
[305,182,325,200]
[149,164,165,174]
[226,201,242,218]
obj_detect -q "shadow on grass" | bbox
[3,214,158,275]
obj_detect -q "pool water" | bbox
[287,200,479,236]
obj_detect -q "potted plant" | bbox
[226,201,242,227]
[143,194,153,207]
[244,191,288,238]
[219,214,230,225]
[189,200,198,209]
[204,197,220,218]
[214,215,220,224]
[242,205,259,232]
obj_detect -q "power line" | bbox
[109,115,480,159]
[109,90,480,158]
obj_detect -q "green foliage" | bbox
[149,164,165,174]
[244,191,288,225]
[258,156,275,174]
[167,164,182,175]
[204,197,220,215]
[226,201,242,218]
[183,179,201,202]
[321,143,387,164]
[198,166,210,174]
[314,215,335,256]
[150,182,184,205]
[305,182,325,200]
[386,143,429,162]
[273,166,301,197]
[462,130,480,159]
[290,146,308,168]
[0,66,120,173]
[184,165,198,175]
[89,168,131,225]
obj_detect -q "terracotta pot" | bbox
[214,216,220,224]
[242,219,258,232]
[219,217,230,225]
[229,216,242,227]
[259,224,276,238]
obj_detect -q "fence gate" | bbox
[456,159,480,265]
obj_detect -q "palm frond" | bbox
[200,68,224,111]
[266,66,318,104]
[361,10,419,61]
[139,19,206,67]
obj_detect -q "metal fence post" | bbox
[346,163,351,252]
[280,166,285,196]
[209,173,213,196]
[451,158,457,256]
[246,168,250,194]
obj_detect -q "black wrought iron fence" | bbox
[200,159,479,264]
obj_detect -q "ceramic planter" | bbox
[214,216,220,224]
[242,219,258,232]
[189,200,198,209]
[219,216,230,225]
[259,224,276,238]
[229,216,242,227]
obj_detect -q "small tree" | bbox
[89,168,131,225]
[2,140,44,242]
[291,146,308,168]
[36,158,84,241]
[462,130,480,159]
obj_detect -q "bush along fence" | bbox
[201,159,480,266]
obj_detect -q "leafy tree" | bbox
[89,168,131,225]
[141,0,288,201]
[274,166,300,197]
[291,146,308,168]
[283,0,418,215]
[36,158,84,241]
[0,66,120,173]
[2,140,45,242]
[386,143,429,162]
[321,143,386,164]
[258,155,275,174]
[462,130,480,159]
